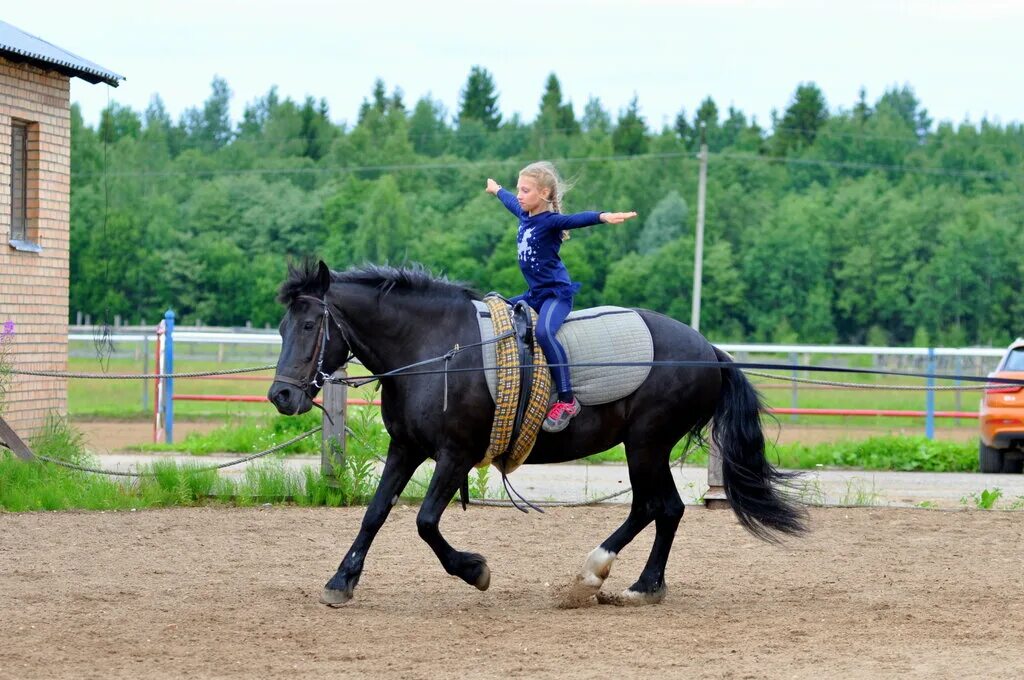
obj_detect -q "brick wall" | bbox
[0,56,71,437]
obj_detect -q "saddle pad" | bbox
[474,302,654,406]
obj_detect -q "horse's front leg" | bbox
[416,452,490,591]
[321,442,425,607]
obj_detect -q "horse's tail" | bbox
[712,347,807,541]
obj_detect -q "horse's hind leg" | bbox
[560,441,682,608]
[596,455,683,606]
[416,452,491,591]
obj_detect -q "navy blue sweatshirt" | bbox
[496,187,603,307]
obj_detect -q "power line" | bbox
[70,149,1024,182]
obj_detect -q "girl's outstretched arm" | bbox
[599,211,639,224]
[486,178,524,217]
[554,210,639,231]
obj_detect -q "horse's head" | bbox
[267,260,351,415]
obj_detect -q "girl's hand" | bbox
[600,211,638,224]
[485,178,501,195]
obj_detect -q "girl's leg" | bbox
[535,296,574,399]
[535,297,581,431]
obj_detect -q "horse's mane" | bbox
[278,259,482,305]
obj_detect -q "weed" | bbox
[961,488,1003,510]
[840,479,880,506]
[470,467,490,499]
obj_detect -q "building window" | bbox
[9,120,40,252]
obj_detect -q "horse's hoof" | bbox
[554,575,600,609]
[320,587,353,607]
[474,563,491,591]
[596,585,666,607]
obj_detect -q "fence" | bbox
[70,321,1008,444]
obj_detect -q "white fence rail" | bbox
[69,326,1008,360]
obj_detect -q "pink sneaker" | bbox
[543,397,580,433]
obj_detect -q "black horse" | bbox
[268,260,806,607]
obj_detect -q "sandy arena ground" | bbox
[2,505,1022,679]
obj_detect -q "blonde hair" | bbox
[519,161,576,240]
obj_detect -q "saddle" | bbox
[473,300,654,407]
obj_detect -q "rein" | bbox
[273,293,516,407]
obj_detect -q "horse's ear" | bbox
[315,260,332,297]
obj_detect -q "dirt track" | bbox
[2,506,1022,679]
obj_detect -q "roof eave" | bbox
[0,47,123,87]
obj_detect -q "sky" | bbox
[5,0,1023,132]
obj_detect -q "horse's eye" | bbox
[303,320,316,331]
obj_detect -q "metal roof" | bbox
[0,20,123,86]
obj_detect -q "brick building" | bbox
[1,21,122,436]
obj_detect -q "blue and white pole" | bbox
[925,347,936,440]
[163,309,175,444]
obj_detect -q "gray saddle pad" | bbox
[473,301,654,406]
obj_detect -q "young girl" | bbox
[486,161,637,433]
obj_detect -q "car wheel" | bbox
[1002,453,1024,475]
[979,441,1004,474]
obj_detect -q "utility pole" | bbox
[691,126,708,332]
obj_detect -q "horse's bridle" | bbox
[272,294,353,395]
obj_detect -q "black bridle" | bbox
[272,294,354,396]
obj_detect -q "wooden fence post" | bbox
[0,416,36,461]
[321,369,347,486]
[704,422,729,509]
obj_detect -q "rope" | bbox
[465,443,702,509]
[11,364,276,380]
[745,370,990,391]
[12,357,1021,388]
[36,427,322,477]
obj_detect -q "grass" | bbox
[142,410,324,455]
[0,412,391,511]
[67,348,378,419]
[68,341,985,433]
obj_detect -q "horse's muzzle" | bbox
[267,382,313,415]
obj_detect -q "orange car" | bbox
[979,337,1024,474]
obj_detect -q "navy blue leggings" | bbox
[510,294,574,399]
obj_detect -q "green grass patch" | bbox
[142,410,324,455]
[67,349,378,419]
[768,435,977,472]
[0,410,390,511]
[585,434,976,472]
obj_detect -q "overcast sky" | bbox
[6,0,1022,132]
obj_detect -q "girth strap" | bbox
[478,296,552,474]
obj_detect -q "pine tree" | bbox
[612,96,648,155]
[457,66,502,131]
[772,82,829,156]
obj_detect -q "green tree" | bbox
[533,73,579,155]
[352,176,414,263]
[408,96,450,156]
[772,82,829,156]
[637,191,688,254]
[458,66,502,131]
[612,96,648,155]
[581,97,612,135]
[181,76,233,152]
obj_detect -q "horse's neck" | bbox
[332,285,462,374]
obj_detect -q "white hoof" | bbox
[555,547,617,609]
